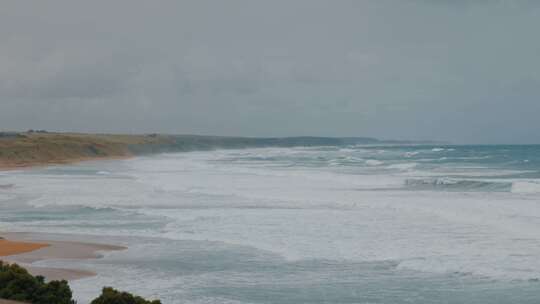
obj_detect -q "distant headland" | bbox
[0,131,437,169]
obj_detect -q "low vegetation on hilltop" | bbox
[0,132,163,168]
[0,131,420,169]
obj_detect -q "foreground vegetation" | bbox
[0,262,74,304]
[90,288,161,304]
[0,261,161,304]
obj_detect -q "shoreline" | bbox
[0,232,126,281]
[0,155,133,172]
[0,145,131,284]
[0,132,427,173]
[0,239,49,256]
[0,132,162,173]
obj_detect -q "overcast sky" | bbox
[1,1,539,143]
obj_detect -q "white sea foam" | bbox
[512,181,540,193]
[404,151,419,157]
[365,159,384,166]
[2,146,540,291]
[387,163,417,170]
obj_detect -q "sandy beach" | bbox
[0,239,48,256]
[0,155,132,172]
[0,232,126,281]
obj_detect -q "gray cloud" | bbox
[1,0,539,143]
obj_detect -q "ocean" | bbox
[1,144,540,303]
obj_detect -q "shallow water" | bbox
[1,145,540,303]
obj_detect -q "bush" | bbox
[1,261,162,304]
[0,261,75,304]
[90,287,161,304]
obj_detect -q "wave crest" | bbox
[512,181,540,194]
[404,178,512,192]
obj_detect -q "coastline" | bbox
[0,154,133,172]
[0,141,132,302]
[0,131,419,172]
[0,232,126,281]
[0,239,49,256]
[0,132,160,172]
[0,136,133,288]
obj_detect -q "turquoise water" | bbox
[1,145,540,303]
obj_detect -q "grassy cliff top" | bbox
[0,131,422,169]
[0,132,166,169]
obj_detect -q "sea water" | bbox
[1,145,540,303]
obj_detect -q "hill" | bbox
[0,131,430,169]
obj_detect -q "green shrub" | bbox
[0,261,75,304]
[90,287,161,304]
[1,261,162,304]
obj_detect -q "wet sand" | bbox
[0,155,132,172]
[0,239,49,256]
[0,232,126,281]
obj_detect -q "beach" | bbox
[0,136,132,303]
[0,238,48,257]
[0,232,125,281]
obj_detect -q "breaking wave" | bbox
[404,178,512,192]
[512,181,540,194]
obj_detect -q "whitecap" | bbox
[512,181,540,193]
[387,163,417,170]
[404,151,419,157]
[365,159,384,166]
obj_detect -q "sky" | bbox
[1,0,539,144]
